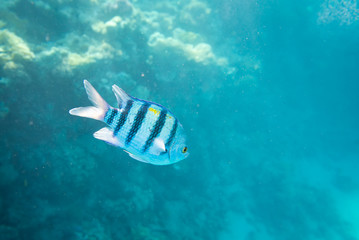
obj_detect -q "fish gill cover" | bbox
[0,0,359,239]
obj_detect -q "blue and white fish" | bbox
[69,80,189,165]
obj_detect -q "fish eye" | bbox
[182,146,188,153]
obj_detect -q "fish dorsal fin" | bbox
[93,127,123,147]
[148,138,167,156]
[124,150,149,163]
[112,84,131,109]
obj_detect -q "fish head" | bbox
[168,125,189,164]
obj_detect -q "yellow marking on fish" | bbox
[148,107,160,116]
[149,107,172,119]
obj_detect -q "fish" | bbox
[69,80,189,165]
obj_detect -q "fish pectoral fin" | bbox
[149,138,168,156]
[124,150,149,163]
[112,84,132,109]
[93,127,122,147]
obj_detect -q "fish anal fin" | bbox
[93,127,122,147]
[124,150,149,163]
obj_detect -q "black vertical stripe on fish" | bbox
[106,109,118,125]
[113,100,133,136]
[165,118,178,148]
[125,102,150,145]
[142,109,167,153]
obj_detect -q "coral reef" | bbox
[0,29,34,70]
[318,0,359,25]
[92,16,127,34]
[148,28,228,66]
[37,35,122,72]
[180,0,212,27]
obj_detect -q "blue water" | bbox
[1,0,359,239]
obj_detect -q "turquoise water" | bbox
[1,0,359,239]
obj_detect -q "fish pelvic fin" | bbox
[69,80,109,121]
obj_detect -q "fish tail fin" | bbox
[69,80,109,121]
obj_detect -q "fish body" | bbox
[69,80,189,165]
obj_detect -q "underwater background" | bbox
[1,0,359,239]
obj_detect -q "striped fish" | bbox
[69,80,189,165]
